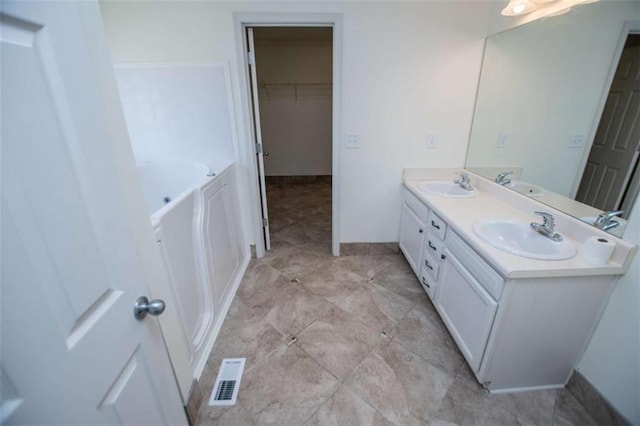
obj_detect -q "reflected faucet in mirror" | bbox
[593,210,624,232]
[495,171,513,186]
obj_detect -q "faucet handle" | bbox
[534,211,555,229]
[602,210,624,220]
[495,171,513,183]
[455,172,470,183]
[593,210,624,228]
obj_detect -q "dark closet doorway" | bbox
[247,27,334,254]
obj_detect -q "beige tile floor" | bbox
[194,180,599,426]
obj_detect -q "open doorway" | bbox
[575,33,640,217]
[246,26,334,255]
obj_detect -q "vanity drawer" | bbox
[425,231,445,261]
[420,264,437,300]
[428,211,447,240]
[420,273,436,300]
[422,251,440,282]
[404,189,429,220]
[447,230,505,300]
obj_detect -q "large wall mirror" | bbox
[466,1,640,239]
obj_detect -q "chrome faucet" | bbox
[495,171,513,186]
[530,211,563,241]
[593,210,624,231]
[454,172,473,191]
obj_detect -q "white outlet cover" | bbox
[569,134,585,148]
[345,133,360,149]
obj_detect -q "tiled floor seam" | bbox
[387,332,462,384]
[329,302,397,341]
[340,356,420,425]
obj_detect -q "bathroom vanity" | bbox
[399,169,637,393]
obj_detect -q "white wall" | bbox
[254,35,333,176]
[114,64,236,165]
[577,194,640,424]
[99,0,491,243]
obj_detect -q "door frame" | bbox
[233,12,343,257]
[571,21,640,206]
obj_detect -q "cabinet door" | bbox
[399,204,426,275]
[436,249,497,373]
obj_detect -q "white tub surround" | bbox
[400,169,636,393]
[137,161,249,399]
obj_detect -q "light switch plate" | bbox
[497,132,510,149]
[426,132,438,149]
[345,133,360,149]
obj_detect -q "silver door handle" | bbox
[263,151,269,157]
[134,296,166,320]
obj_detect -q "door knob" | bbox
[263,150,270,157]
[134,296,166,320]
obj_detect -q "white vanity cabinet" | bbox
[399,181,630,393]
[399,190,429,275]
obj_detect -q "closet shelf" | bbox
[258,83,332,101]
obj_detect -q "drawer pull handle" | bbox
[431,220,441,230]
[425,260,433,270]
[422,277,431,288]
[419,228,424,234]
[428,241,437,251]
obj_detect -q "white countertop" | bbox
[403,170,637,279]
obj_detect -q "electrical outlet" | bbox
[497,132,510,149]
[569,134,585,148]
[426,132,438,149]
[345,133,360,149]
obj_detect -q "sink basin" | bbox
[506,181,544,197]
[473,220,577,260]
[418,181,479,198]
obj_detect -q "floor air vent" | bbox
[208,358,246,406]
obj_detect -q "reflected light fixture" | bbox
[501,0,539,16]
[501,0,599,18]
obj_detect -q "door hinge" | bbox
[247,51,255,65]
[256,143,263,154]
[262,218,269,227]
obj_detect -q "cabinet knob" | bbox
[441,254,446,260]
[419,228,424,233]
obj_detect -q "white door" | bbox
[575,44,640,212]
[246,27,271,251]
[1,2,186,424]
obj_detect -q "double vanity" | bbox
[399,169,637,393]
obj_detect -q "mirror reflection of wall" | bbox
[466,1,640,237]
